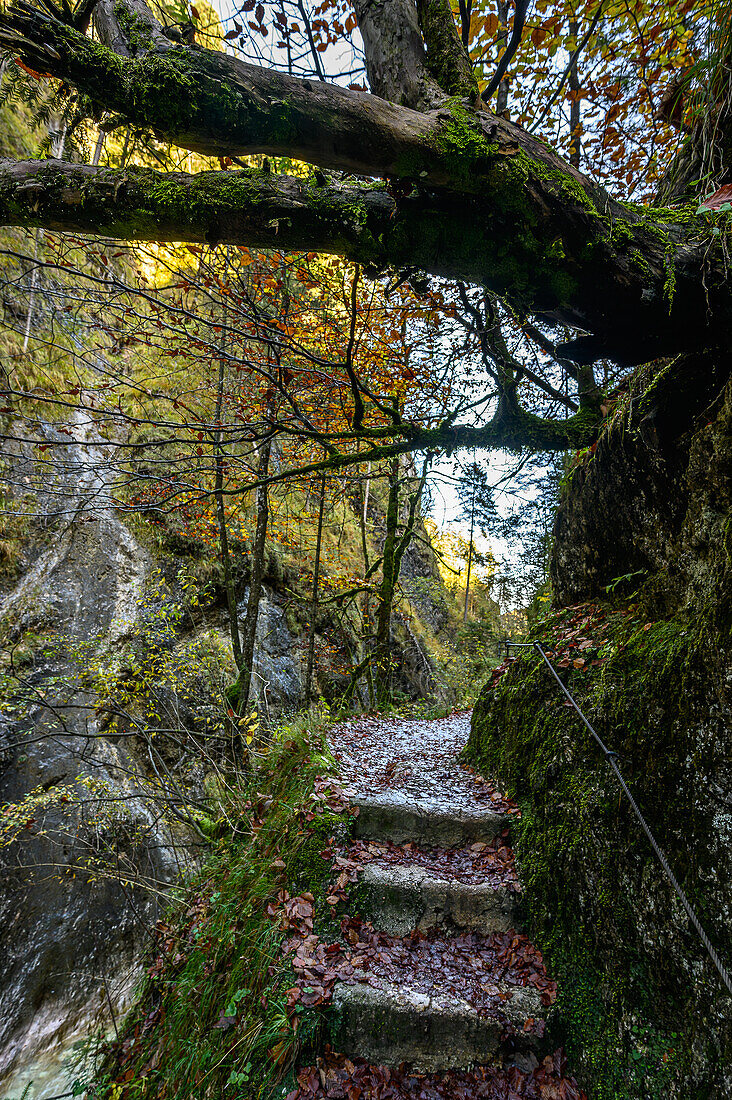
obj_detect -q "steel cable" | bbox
[505,640,732,996]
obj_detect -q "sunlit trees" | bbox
[0,0,730,699]
[455,460,496,621]
[0,0,726,465]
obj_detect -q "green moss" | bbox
[14,18,294,152]
[93,723,352,1100]
[663,242,677,308]
[611,221,636,248]
[225,671,242,712]
[113,1,156,54]
[646,202,701,226]
[291,810,347,895]
[432,100,499,183]
[628,247,653,278]
[418,0,478,99]
[465,603,731,1098]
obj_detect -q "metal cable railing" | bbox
[505,640,732,996]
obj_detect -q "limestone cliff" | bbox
[0,417,462,1096]
[468,355,732,1099]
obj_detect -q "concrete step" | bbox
[352,793,508,848]
[360,862,518,935]
[332,978,544,1072]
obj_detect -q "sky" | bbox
[206,0,548,600]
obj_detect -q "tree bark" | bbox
[213,294,243,672]
[235,438,271,714]
[495,1,510,115]
[0,156,725,367]
[0,3,451,174]
[463,489,475,624]
[416,0,477,100]
[0,0,729,367]
[352,0,443,109]
[93,0,171,55]
[372,457,428,702]
[568,20,581,170]
[304,470,326,706]
[372,457,401,701]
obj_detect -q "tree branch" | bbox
[0,156,727,365]
[226,404,602,495]
[93,0,171,56]
[0,1,447,170]
[416,0,477,100]
[529,2,606,134]
[482,0,530,102]
[352,0,443,109]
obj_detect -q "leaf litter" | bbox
[330,713,519,816]
[339,831,521,890]
[289,1047,586,1099]
[269,714,585,1099]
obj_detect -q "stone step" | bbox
[360,862,518,935]
[352,793,508,848]
[332,979,544,1072]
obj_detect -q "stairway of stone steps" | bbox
[287,713,586,1099]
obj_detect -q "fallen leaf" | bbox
[698,184,732,211]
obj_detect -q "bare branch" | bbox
[482,0,530,102]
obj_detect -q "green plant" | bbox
[604,569,648,596]
[91,713,349,1099]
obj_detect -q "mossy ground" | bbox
[79,719,353,1100]
[465,600,731,1099]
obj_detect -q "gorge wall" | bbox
[0,420,462,1097]
[468,352,732,1099]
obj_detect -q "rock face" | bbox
[0,417,179,1095]
[469,357,732,1099]
[0,422,457,1096]
[551,353,732,617]
[237,586,303,715]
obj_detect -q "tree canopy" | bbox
[0,0,728,462]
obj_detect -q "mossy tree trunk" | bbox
[235,437,271,717]
[304,470,326,707]
[213,282,243,673]
[0,0,730,383]
[373,457,429,703]
[372,457,402,702]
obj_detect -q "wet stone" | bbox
[285,713,584,1098]
[359,862,518,935]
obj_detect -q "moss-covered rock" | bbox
[467,361,732,1097]
[551,353,732,615]
[466,605,731,1098]
[92,725,352,1100]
